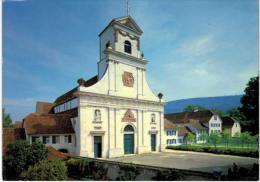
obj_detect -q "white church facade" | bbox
[22,16,166,158]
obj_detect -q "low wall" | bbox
[69,157,219,180]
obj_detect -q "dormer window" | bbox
[124,40,131,54]
[94,109,101,121]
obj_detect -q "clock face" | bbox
[122,71,134,87]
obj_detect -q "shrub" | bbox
[166,144,258,158]
[3,140,48,180]
[29,141,48,165]
[21,159,67,180]
[66,158,81,177]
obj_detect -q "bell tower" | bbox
[98,16,144,79]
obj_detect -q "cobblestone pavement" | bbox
[109,150,259,174]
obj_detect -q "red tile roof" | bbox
[54,87,78,105]
[23,108,77,135]
[165,110,214,124]
[221,116,236,129]
[36,101,55,114]
[54,75,98,105]
[15,121,23,128]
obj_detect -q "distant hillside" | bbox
[165,95,243,114]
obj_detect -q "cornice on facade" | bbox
[74,90,164,106]
[104,48,147,65]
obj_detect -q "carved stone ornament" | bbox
[122,71,134,87]
[122,110,136,122]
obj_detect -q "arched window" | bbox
[151,114,156,123]
[94,109,101,121]
[124,40,132,54]
[124,125,134,132]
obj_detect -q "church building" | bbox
[22,16,166,158]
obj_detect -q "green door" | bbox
[124,134,134,154]
[151,134,156,151]
[94,136,102,158]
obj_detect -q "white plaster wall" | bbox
[28,134,76,154]
[79,60,160,102]
[100,26,115,61]
[77,95,163,158]
[115,31,140,58]
[165,129,178,146]
[231,122,241,137]
[209,115,222,134]
[98,60,108,80]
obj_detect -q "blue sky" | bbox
[3,0,259,121]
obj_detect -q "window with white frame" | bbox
[42,136,50,144]
[94,109,101,121]
[151,114,156,123]
[167,139,176,145]
[178,138,183,143]
[52,136,60,144]
[64,135,72,143]
[166,130,176,136]
[214,115,217,120]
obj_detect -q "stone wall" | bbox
[69,157,218,180]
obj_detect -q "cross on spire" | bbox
[126,0,130,16]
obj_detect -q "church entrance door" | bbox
[124,125,134,154]
[151,134,156,151]
[94,136,102,158]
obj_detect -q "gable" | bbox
[99,16,143,36]
[115,16,143,33]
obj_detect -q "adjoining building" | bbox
[164,110,242,146]
[21,16,165,158]
[221,116,241,137]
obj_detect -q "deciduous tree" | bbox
[183,105,206,112]
[187,133,196,144]
[3,109,14,128]
[222,130,231,148]
[209,132,221,149]
[239,76,259,135]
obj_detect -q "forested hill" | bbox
[165,95,242,114]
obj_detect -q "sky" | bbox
[3,0,259,122]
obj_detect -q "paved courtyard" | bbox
[109,150,259,174]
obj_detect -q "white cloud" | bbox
[176,34,216,57]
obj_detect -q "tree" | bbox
[226,108,246,122]
[3,108,14,128]
[222,130,231,148]
[240,132,251,148]
[239,76,259,135]
[211,109,225,117]
[183,105,206,112]
[199,133,208,145]
[3,140,48,180]
[208,132,221,149]
[187,133,196,144]
[21,159,67,180]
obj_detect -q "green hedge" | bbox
[166,145,259,158]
